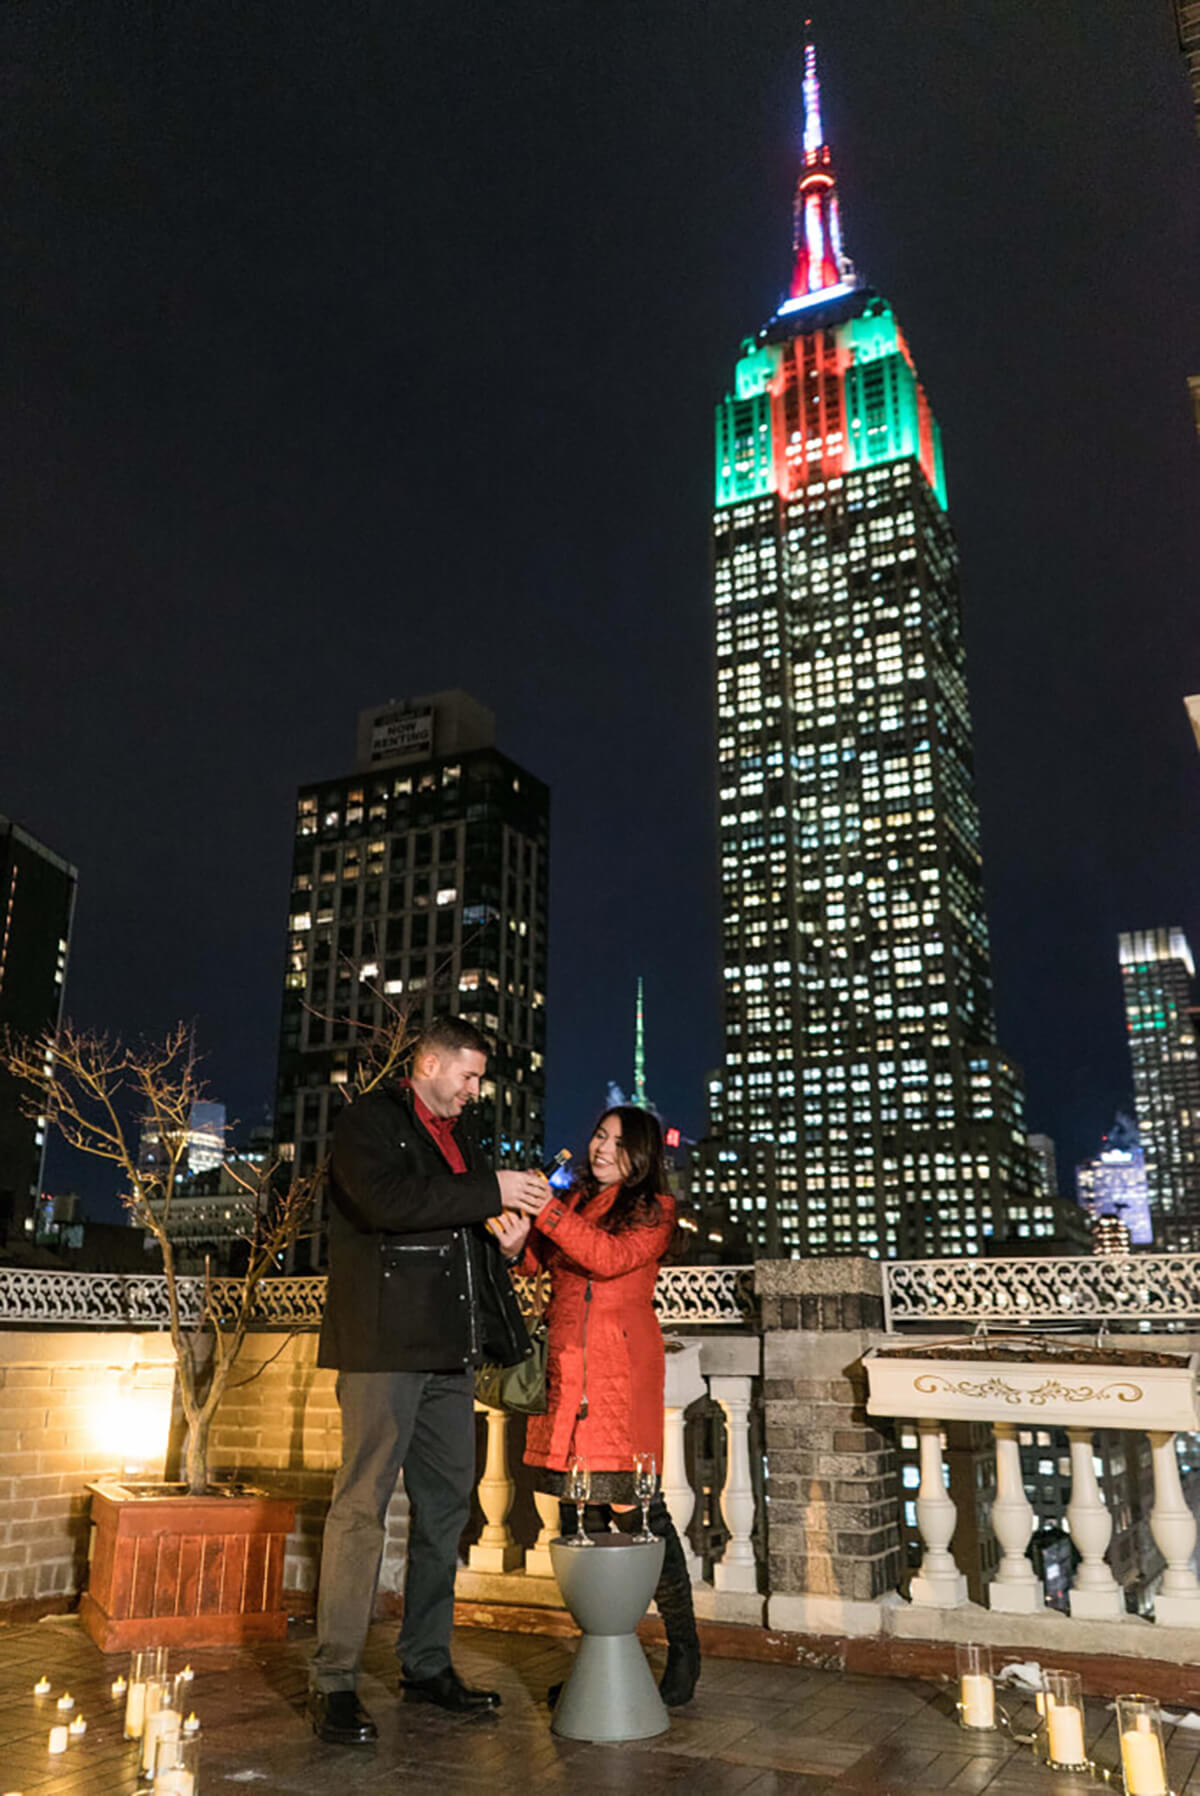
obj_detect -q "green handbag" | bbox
[475,1312,548,1415]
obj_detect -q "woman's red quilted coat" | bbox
[522,1184,675,1474]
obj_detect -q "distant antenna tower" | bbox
[634,977,647,1108]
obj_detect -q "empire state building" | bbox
[710,41,1030,1259]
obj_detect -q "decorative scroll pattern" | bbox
[884,1254,1200,1328]
[913,1372,1144,1407]
[0,1265,755,1331]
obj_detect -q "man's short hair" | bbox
[411,1014,490,1065]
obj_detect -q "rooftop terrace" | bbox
[9,1613,1200,1795]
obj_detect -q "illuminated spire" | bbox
[634,977,647,1108]
[789,28,855,302]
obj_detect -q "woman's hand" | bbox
[489,1210,532,1258]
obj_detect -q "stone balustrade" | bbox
[4,1256,1200,1679]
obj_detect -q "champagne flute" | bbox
[632,1452,656,1543]
[566,1456,592,1546]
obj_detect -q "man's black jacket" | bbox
[317,1083,530,1375]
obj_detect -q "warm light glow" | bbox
[92,1368,174,1475]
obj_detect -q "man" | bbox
[307,1015,547,1745]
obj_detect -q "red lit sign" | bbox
[665,1127,681,1148]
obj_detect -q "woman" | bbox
[498,1106,700,1708]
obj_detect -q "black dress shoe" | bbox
[308,1689,378,1745]
[400,1666,501,1713]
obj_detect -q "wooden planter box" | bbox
[79,1479,296,1652]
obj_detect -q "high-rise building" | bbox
[1027,1133,1059,1201]
[1118,928,1200,1249]
[709,40,1030,1258]
[1075,1114,1152,1247]
[139,1100,227,1179]
[275,690,549,1265]
[0,816,77,1246]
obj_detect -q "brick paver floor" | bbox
[2,1614,1200,1794]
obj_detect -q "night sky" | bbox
[6,2,1199,1216]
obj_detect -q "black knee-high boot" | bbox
[557,1500,613,1537]
[647,1494,700,1706]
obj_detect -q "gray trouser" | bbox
[311,1369,476,1693]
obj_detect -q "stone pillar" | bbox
[524,1489,562,1579]
[1065,1427,1124,1621]
[758,1258,902,1636]
[1148,1430,1200,1626]
[709,1375,757,1593]
[469,1403,523,1573]
[988,1422,1043,1613]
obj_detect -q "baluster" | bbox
[988,1422,1043,1612]
[662,1398,702,1584]
[909,1419,967,1607]
[710,1375,757,1593]
[1066,1427,1124,1620]
[468,1402,523,1573]
[1148,1430,1200,1625]
[524,1489,562,1579]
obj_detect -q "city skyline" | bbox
[5,5,1198,1217]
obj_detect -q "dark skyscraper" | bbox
[275,690,549,1266]
[1119,927,1200,1250]
[709,43,1030,1259]
[0,816,76,1246]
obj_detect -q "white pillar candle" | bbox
[153,1773,195,1796]
[48,1727,68,1754]
[1046,1702,1085,1765]
[960,1673,994,1728]
[1120,1727,1169,1796]
[124,1681,147,1739]
[143,1707,181,1775]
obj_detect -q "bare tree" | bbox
[3,993,421,1493]
[2,1023,318,1492]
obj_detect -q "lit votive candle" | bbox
[182,1712,200,1734]
[112,1674,127,1698]
[1044,1669,1087,1769]
[1047,1702,1085,1767]
[55,1692,74,1711]
[48,1726,68,1755]
[33,1677,50,1696]
[68,1714,86,1738]
[955,1642,995,1730]
[178,1663,194,1681]
[124,1680,147,1740]
[1117,1695,1169,1796]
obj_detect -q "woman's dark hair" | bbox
[575,1106,668,1233]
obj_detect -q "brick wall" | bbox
[756,1259,902,1634]
[0,1331,176,1609]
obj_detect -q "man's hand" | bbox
[497,1170,550,1215]
[489,1210,532,1258]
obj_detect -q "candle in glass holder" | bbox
[125,1647,167,1740]
[142,1673,186,1775]
[955,1643,995,1729]
[1117,1695,1169,1796]
[48,1726,68,1755]
[153,1729,199,1796]
[1044,1670,1086,1769]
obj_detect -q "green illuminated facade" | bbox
[709,50,1031,1259]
